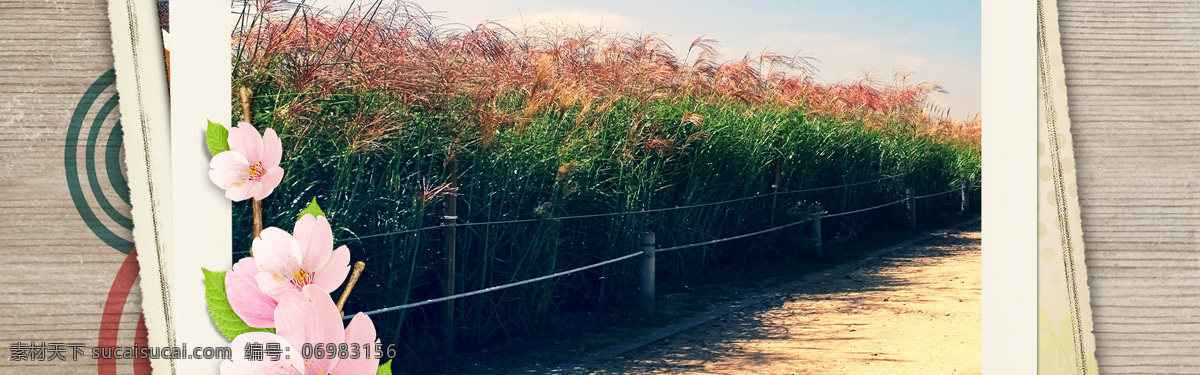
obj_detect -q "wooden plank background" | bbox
[0,0,145,373]
[0,0,1193,373]
[1060,0,1200,373]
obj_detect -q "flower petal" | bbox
[254,272,294,302]
[252,227,304,299]
[335,313,379,375]
[274,285,344,374]
[293,214,334,272]
[209,151,253,202]
[252,167,285,201]
[208,169,241,192]
[228,122,264,162]
[312,245,351,294]
[226,258,278,328]
[209,151,250,187]
[225,180,257,202]
[262,128,283,168]
[220,332,304,375]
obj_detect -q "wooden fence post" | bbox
[638,232,656,318]
[810,214,823,258]
[906,187,917,229]
[442,156,458,356]
[771,157,782,227]
[960,180,969,215]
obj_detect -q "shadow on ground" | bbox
[580,225,982,374]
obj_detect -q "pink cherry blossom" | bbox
[221,332,303,374]
[208,122,284,201]
[253,214,351,300]
[220,285,381,375]
[225,257,278,328]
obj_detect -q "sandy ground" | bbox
[585,224,982,375]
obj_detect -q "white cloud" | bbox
[942,26,957,35]
[755,30,930,81]
[517,8,636,30]
[894,54,927,67]
[746,30,977,119]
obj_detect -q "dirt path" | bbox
[584,223,981,375]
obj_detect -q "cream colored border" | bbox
[167,1,234,374]
[122,1,1045,373]
[110,1,233,374]
[981,1,1038,373]
[107,0,176,373]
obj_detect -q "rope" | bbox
[775,173,906,195]
[343,189,782,236]
[347,251,644,319]
[345,195,924,318]
[457,218,541,227]
[656,198,908,253]
[343,224,442,242]
[655,218,812,253]
[342,186,960,255]
[822,199,906,219]
[338,173,929,239]
[471,192,777,225]
[913,187,964,200]
[453,173,911,226]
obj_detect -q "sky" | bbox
[304,0,981,119]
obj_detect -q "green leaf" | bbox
[202,268,274,341]
[298,197,326,220]
[1037,308,1055,336]
[376,360,392,375]
[206,120,231,156]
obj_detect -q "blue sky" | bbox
[309,0,981,119]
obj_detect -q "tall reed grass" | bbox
[230,0,981,368]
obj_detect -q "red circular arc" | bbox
[98,247,152,375]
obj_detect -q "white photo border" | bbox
[149,1,1040,373]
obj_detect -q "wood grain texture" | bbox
[1059,0,1200,373]
[0,0,144,373]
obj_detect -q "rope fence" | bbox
[460,191,775,226]
[655,216,813,254]
[344,225,440,241]
[913,187,965,200]
[823,199,905,219]
[775,172,908,195]
[343,170,927,242]
[346,181,977,319]
[348,251,644,319]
